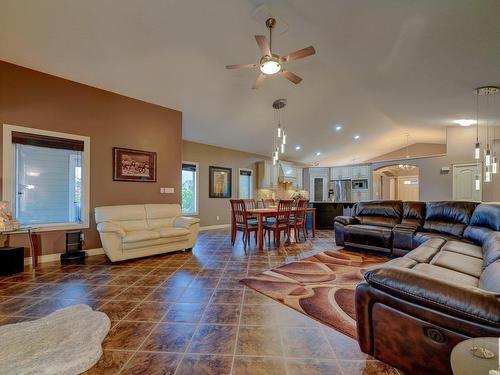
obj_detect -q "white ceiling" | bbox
[1,0,499,166]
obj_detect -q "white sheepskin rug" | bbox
[0,304,110,375]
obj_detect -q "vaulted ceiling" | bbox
[1,0,499,165]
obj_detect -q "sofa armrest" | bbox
[97,222,125,237]
[363,266,500,327]
[334,216,359,226]
[174,216,200,229]
[393,224,418,252]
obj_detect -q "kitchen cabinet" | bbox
[330,167,349,180]
[294,168,303,190]
[257,161,278,189]
[351,165,370,179]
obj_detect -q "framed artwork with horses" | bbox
[113,147,157,182]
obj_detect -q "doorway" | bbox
[372,165,420,201]
[452,163,482,201]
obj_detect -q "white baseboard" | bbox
[199,224,231,231]
[23,248,105,265]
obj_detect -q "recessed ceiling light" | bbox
[335,125,343,131]
[453,119,476,127]
[316,152,321,156]
[354,135,360,140]
[295,145,301,150]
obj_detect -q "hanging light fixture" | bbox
[475,174,481,191]
[398,133,416,171]
[472,86,499,184]
[271,98,287,160]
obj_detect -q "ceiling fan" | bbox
[225,17,316,89]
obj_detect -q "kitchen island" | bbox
[310,202,356,229]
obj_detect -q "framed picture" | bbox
[209,166,232,198]
[113,147,157,182]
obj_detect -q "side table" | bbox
[451,337,499,375]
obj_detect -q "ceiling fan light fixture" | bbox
[260,56,281,75]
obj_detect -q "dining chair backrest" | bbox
[243,199,256,210]
[294,199,308,221]
[262,198,275,208]
[230,199,247,226]
[276,199,294,222]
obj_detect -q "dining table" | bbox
[246,207,316,250]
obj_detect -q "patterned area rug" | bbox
[240,250,387,339]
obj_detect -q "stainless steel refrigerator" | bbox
[331,180,351,202]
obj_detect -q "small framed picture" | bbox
[113,147,157,182]
[209,166,232,198]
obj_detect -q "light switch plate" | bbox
[164,187,174,194]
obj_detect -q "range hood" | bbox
[278,162,297,183]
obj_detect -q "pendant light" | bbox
[271,98,287,160]
[473,89,481,160]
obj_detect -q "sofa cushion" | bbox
[123,236,185,250]
[145,204,181,228]
[469,203,500,231]
[479,261,500,293]
[404,238,445,263]
[156,227,190,238]
[401,201,426,228]
[441,240,483,260]
[413,263,480,287]
[430,251,483,278]
[95,205,148,231]
[355,200,403,227]
[423,201,477,237]
[413,231,464,247]
[344,224,393,250]
[123,230,160,243]
[482,231,500,269]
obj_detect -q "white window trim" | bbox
[181,160,199,216]
[2,124,91,232]
[238,168,253,199]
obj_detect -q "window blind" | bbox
[12,131,84,151]
[182,163,197,172]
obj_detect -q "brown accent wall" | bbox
[182,141,268,227]
[0,61,182,256]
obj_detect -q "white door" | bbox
[453,164,481,201]
[398,176,419,201]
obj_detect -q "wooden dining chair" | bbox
[230,199,258,248]
[262,198,275,208]
[264,199,294,247]
[290,199,309,242]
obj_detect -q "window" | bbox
[239,169,253,199]
[2,125,90,230]
[182,162,198,215]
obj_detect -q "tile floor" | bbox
[0,230,400,375]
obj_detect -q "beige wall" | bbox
[371,126,500,202]
[0,61,182,255]
[182,141,268,227]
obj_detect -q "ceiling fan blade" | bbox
[252,73,266,89]
[255,35,271,56]
[225,63,258,69]
[283,46,316,62]
[279,70,302,84]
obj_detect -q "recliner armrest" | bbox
[174,216,200,229]
[97,222,126,237]
[394,223,419,232]
[334,216,359,226]
[363,266,500,327]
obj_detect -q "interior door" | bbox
[453,164,481,201]
[398,176,419,201]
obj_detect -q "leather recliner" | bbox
[334,200,403,254]
[356,202,500,375]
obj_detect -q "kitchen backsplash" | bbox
[256,184,309,201]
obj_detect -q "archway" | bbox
[372,164,420,201]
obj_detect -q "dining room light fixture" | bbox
[398,133,416,171]
[272,98,287,162]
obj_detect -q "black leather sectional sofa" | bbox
[334,200,500,375]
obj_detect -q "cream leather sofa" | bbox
[95,204,200,262]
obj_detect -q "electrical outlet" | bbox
[165,187,174,194]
